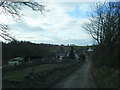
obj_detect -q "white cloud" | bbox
[1,2,94,46]
[38,0,118,2]
[0,8,15,24]
[78,2,94,13]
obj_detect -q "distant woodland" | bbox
[2,40,90,65]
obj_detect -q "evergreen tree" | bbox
[69,46,76,60]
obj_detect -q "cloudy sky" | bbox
[0,1,103,46]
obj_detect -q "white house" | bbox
[87,48,93,52]
[8,57,24,66]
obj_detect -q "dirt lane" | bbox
[51,58,97,88]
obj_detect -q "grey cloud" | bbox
[6,2,94,46]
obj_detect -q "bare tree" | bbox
[83,2,120,46]
[84,2,120,68]
[0,24,15,41]
[0,0,45,41]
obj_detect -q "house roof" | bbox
[10,57,24,61]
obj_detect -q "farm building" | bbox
[8,57,24,66]
[56,53,66,60]
[79,48,88,54]
[87,48,93,52]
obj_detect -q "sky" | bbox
[0,1,100,46]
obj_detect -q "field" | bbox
[3,60,83,88]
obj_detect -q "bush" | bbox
[92,66,118,88]
[91,45,119,88]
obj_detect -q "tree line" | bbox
[2,40,61,65]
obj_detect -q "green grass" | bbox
[3,71,28,81]
[3,64,58,81]
[3,61,83,88]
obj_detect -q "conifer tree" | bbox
[69,46,76,60]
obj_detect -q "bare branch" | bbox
[0,0,45,41]
[83,2,120,46]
